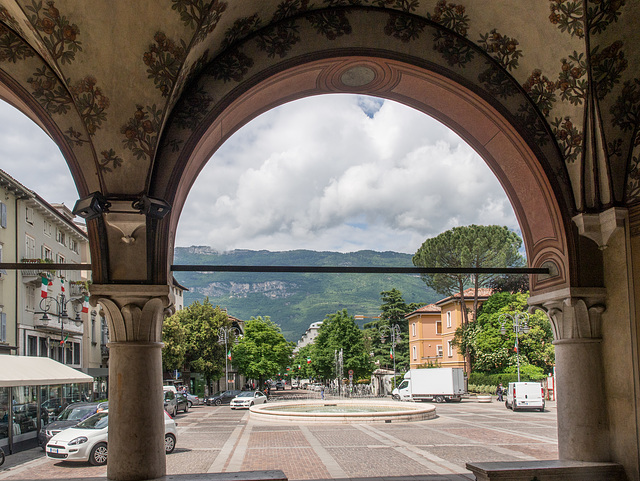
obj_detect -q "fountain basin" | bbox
[250,400,436,423]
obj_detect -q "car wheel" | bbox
[184,403,189,413]
[215,399,222,406]
[173,406,178,417]
[435,395,445,403]
[165,433,176,454]
[89,442,108,466]
[505,400,509,409]
[187,401,193,409]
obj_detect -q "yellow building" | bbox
[407,288,493,371]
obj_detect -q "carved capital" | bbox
[89,284,173,342]
[528,288,606,341]
[572,207,627,250]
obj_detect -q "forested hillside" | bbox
[173,247,439,341]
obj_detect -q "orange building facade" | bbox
[407,288,492,370]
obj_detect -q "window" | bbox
[39,337,48,357]
[436,320,442,334]
[73,343,80,365]
[65,344,73,364]
[57,254,66,278]
[437,345,443,357]
[412,323,416,337]
[25,206,33,225]
[56,228,66,246]
[91,317,96,344]
[69,238,79,254]
[447,340,453,357]
[25,234,36,258]
[0,201,6,228]
[42,244,52,261]
[412,345,417,361]
[25,285,36,311]
[43,220,52,236]
[0,312,6,342]
[0,243,4,278]
[28,335,37,356]
[446,311,452,328]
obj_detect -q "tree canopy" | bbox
[161,298,230,385]
[231,316,294,386]
[314,309,373,380]
[454,292,554,377]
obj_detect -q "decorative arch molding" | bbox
[156,54,574,294]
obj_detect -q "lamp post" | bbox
[218,327,241,390]
[379,324,401,387]
[499,312,530,382]
[39,291,83,363]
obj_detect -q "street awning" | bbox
[0,355,93,387]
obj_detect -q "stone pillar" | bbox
[529,288,608,462]
[90,284,173,481]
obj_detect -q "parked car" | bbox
[205,390,242,406]
[176,392,189,413]
[185,393,199,407]
[45,410,177,465]
[505,382,545,412]
[164,389,178,417]
[37,402,105,450]
[230,391,268,409]
[291,380,299,389]
[275,381,285,390]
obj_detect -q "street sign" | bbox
[348,369,354,381]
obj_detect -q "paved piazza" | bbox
[0,396,558,481]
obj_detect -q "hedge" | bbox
[468,371,546,386]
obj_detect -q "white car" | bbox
[229,390,268,409]
[46,410,177,466]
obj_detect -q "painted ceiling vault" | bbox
[0,0,637,283]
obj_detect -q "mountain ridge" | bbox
[173,247,439,342]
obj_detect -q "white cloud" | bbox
[176,94,519,253]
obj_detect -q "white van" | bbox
[505,382,545,412]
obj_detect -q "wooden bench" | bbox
[466,460,626,481]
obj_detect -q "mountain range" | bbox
[172,247,440,342]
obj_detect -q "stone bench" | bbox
[466,460,626,481]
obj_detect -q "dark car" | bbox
[37,402,104,449]
[205,390,242,406]
[176,393,189,413]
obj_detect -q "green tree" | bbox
[314,309,373,380]
[454,292,554,375]
[293,343,317,379]
[364,289,423,372]
[232,316,294,387]
[161,298,230,388]
[413,225,525,373]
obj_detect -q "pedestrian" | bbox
[496,383,504,402]
[321,385,325,400]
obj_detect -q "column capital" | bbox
[528,288,606,341]
[89,284,174,342]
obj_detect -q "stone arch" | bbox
[151,8,578,295]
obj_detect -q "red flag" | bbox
[514,338,518,353]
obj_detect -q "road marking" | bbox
[207,410,250,473]
[299,425,348,479]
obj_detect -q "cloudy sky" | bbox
[0,94,518,254]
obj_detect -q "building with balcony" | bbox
[294,321,323,352]
[406,288,493,371]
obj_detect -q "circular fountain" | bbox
[250,400,436,423]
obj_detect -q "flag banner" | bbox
[390,348,394,359]
[60,277,65,293]
[60,334,69,346]
[307,357,311,364]
[82,295,90,313]
[514,338,518,353]
[41,276,49,298]
[227,350,232,360]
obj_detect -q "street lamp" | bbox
[218,327,241,390]
[499,312,530,382]
[379,324,401,386]
[39,290,83,362]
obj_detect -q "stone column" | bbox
[90,284,173,481]
[529,288,608,461]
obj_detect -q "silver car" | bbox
[230,391,268,409]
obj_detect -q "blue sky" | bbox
[0,95,519,254]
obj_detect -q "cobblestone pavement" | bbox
[0,396,557,481]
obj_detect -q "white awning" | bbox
[0,355,93,387]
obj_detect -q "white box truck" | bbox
[392,368,465,403]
